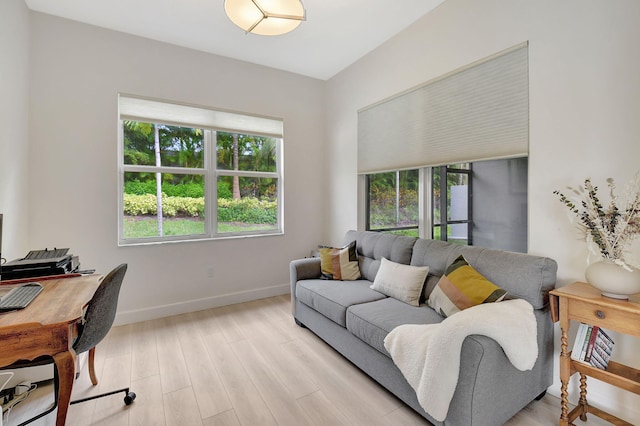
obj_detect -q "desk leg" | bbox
[578,373,588,421]
[54,350,77,426]
[559,299,570,426]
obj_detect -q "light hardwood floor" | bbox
[9,295,611,426]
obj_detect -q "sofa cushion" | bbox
[343,230,417,282]
[428,255,507,317]
[346,297,443,356]
[296,280,387,327]
[370,258,429,307]
[318,240,361,281]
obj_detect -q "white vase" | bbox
[585,259,640,299]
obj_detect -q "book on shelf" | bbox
[589,348,608,369]
[570,323,614,369]
[596,327,614,350]
[570,323,588,361]
[584,325,599,362]
[571,323,592,361]
[591,343,609,369]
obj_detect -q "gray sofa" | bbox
[290,230,557,425]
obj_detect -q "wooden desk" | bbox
[0,275,101,425]
[550,282,640,425]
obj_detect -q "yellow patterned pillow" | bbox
[428,255,506,317]
[319,240,361,281]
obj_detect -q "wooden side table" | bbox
[549,282,640,425]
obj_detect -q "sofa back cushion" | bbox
[343,230,417,282]
[411,239,557,309]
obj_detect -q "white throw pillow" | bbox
[370,257,429,306]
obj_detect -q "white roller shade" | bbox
[358,43,528,174]
[119,95,283,138]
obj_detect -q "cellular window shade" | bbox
[357,44,529,174]
[119,95,283,138]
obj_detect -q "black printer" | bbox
[0,248,80,281]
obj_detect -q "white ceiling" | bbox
[24,0,446,80]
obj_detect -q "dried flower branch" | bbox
[554,173,640,268]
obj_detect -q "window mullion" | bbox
[365,175,371,231]
[277,137,284,233]
[439,166,447,241]
[208,130,217,237]
[117,119,125,243]
[419,168,432,239]
[468,164,473,246]
[215,170,278,179]
[123,165,205,175]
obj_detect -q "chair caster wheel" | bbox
[124,391,136,405]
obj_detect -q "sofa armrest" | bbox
[290,257,321,315]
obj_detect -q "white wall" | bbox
[326,0,640,420]
[27,12,326,324]
[0,0,31,262]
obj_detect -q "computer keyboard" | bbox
[0,283,43,311]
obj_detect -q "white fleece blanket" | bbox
[383,299,538,422]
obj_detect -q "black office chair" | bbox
[68,263,136,406]
[2,264,135,425]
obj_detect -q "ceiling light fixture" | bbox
[224,0,306,36]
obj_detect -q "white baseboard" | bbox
[114,283,290,326]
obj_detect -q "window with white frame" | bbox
[365,170,419,236]
[118,95,283,245]
[364,158,528,253]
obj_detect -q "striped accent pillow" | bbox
[428,255,507,317]
[319,240,361,281]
